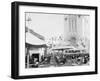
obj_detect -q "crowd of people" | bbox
[42,53,89,66]
[28,52,90,68]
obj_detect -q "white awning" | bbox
[26,32,46,45]
[51,45,75,50]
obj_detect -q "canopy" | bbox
[26,32,46,46]
[51,45,75,50]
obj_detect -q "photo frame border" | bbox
[11,1,98,79]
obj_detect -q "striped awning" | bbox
[26,32,46,48]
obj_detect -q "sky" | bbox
[26,12,64,39]
[25,12,90,41]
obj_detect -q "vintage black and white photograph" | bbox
[11,2,97,79]
[25,13,90,68]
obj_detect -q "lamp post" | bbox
[26,17,32,31]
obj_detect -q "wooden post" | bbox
[27,47,30,68]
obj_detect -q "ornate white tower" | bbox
[64,14,90,48]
